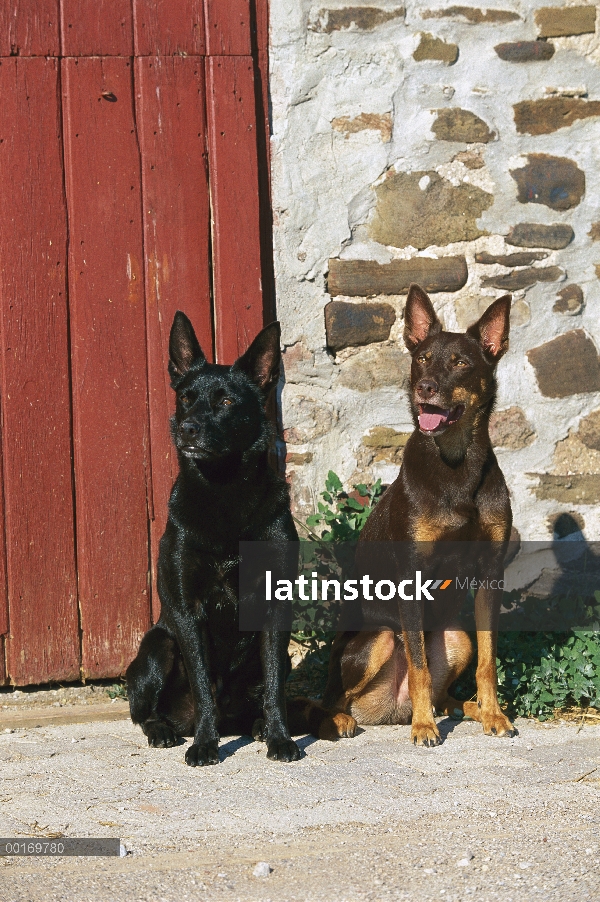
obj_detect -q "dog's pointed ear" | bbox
[404,284,442,352]
[168,311,206,385]
[467,295,511,361]
[233,322,281,396]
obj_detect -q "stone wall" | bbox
[270,0,600,540]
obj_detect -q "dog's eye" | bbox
[455,359,468,367]
[416,355,427,364]
[180,395,190,405]
[221,398,233,407]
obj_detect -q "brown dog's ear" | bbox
[467,295,511,361]
[232,321,281,396]
[404,284,442,352]
[169,311,206,384]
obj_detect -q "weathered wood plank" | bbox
[0,58,79,684]
[136,55,212,622]
[206,55,264,361]
[133,0,205,56]
[61,0,133,56]
[204,0,252,56]
[0,0,59,57]
[327,257,469,297]
[62,57,151,677]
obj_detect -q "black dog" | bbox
[126,313,303,765]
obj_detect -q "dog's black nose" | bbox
[180,420,200,438]
[416,378,438,398]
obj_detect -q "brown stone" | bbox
[332,112,393,142]
[531,474,600,504]
[589,222,600,240]
[475,251,548,266]
[432,108,494,143]
[494,41,555,62]
[361,427,412,465]
[413,33,458,64]
[363,427,411,449]
[578,408,600,451]
[511,154,585,211]
[453,149,485,169]
[422,7,520,24]
[338,346,410,392]
[283,398,338,444]
[489,407,535,450]
[553,284,584,315]
[481,265,564,291]
[324,300,396,351]
[596,264,600,279]
[370,170,492,249]
[535,6,597,38]
[552,433,600,476]
[327,256,468,296]
[514,98,600,136]
[506,222,574,249]
[527,330,600,398]
[310,6,405,32]
[285,451,314,466]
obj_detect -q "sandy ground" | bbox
[0,703,598,902]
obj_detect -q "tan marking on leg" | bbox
[341,630,395,698]
[403,630,440,746]
[473,589,516,736]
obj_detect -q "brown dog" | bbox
[320,284,516,746]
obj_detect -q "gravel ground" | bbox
[0,709,598,902]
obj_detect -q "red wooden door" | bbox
[0,0,272,684]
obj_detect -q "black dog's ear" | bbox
[467,295,511,361]
[233,321,281,396]
[404,284,442,352]
[168,311,206,384]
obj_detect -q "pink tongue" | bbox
[419,409,449,432]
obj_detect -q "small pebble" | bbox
[253,861,272,877]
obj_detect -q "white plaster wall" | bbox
[270,0,600,541]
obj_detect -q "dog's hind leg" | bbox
[426,629,474,717]
[284,697,357,741]
[126,625,191,748]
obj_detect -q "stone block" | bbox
[413,33,458,63]
[432,108,494,143]
[338,346,410,392]
[578,408,600,451]
[332,113,392,142]
[494,41,555,62]
[535,6,597,38]
[589,222,600,240]
[475,251,548,266]
[283,398,339,444]
[489,407,535,450]
[511,154,585,211]
[453,149,485,169]
[285,452,313,466]
[324,300,396,351]
[370,171,492,249]
[553,284,584,316]
[553,433,600,475]
[531,474,600,504]
[327,256,468,296]
[481,265,564,291]
[514,98,600,136]
[422,7,519,23]
[527,330,600,398]
[506,222,574,249]
[363,426,411,449]
[309,7,405,32]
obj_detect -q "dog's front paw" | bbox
[319,712,358,741]
[481,710,517,738]
[411,721,441,747]
[266,738,302,762]
[185,740,219,766]
[144,721,178,748]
